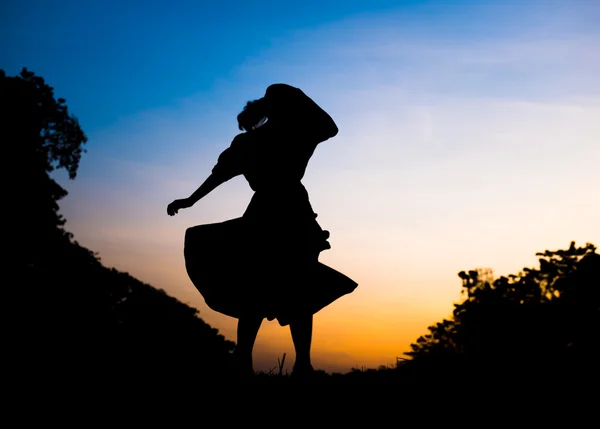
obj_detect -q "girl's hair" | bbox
[237,98,267,131]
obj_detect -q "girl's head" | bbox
[237,98,268,131]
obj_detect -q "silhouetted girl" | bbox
[167,83,357,379]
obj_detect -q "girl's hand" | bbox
[167,198,191,216]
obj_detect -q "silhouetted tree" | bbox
[3,69,236,387]
[2,67,87,268]
[405,241,599,382]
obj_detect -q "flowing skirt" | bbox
[184,216,357,326]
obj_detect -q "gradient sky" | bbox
[3,0,599,374]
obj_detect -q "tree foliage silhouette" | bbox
[2,67,88,269]
[2,68,87,178]
[3,68,236,386]
[405,241,599,382]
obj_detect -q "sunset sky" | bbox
[4,0,599,374]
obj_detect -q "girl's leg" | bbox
[235,316,263,376]
[290,314,314,375]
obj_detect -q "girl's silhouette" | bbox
[167,83,357,379]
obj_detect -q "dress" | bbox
[184,85,358,326]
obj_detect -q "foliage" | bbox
[405,241,599,380]
[2,67,89,269]
[1,67,87,179]
[5,69,235,386]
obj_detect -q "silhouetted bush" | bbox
[404,241,599,385]
[3,68,235,386]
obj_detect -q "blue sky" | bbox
[6,0,597,132]
[4,0,418,129]
[3,0,599,373]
